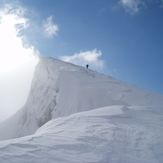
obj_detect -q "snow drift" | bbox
[0,57,163,163]
[0,105,163,163]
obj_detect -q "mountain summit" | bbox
[0,57,163,163]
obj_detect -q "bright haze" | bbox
[0,4,39,121]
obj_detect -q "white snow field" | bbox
[0,57,163,163]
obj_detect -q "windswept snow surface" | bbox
[0,57,163,162]
[0,105,163,163]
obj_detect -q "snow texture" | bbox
[0,57,163,163]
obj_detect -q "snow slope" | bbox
[0,57,162,140]
[0,105,163,163]
[0,57,163,162]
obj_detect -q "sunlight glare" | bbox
[0,6,39,75]
[0,5,39,121]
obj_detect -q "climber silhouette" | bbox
[86,64,89,69]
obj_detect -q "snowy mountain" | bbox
[0,57,163,163]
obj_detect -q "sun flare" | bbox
[0,5,39,121]
[0,5,39,75]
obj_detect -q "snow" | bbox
[0,105,163,163]
[0,57,163,162]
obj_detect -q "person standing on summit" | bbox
[86,64,89,69]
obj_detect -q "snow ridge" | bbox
[0,57,163,140]
[0,57,163,163]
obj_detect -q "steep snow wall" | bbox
[0,57,163,140]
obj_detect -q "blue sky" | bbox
[3,0,163,93]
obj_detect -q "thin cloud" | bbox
[160,0,163,7]
[42,16,59,38]
[119,0,163,14]
[60,49,105,70]
[119,0,144,14]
